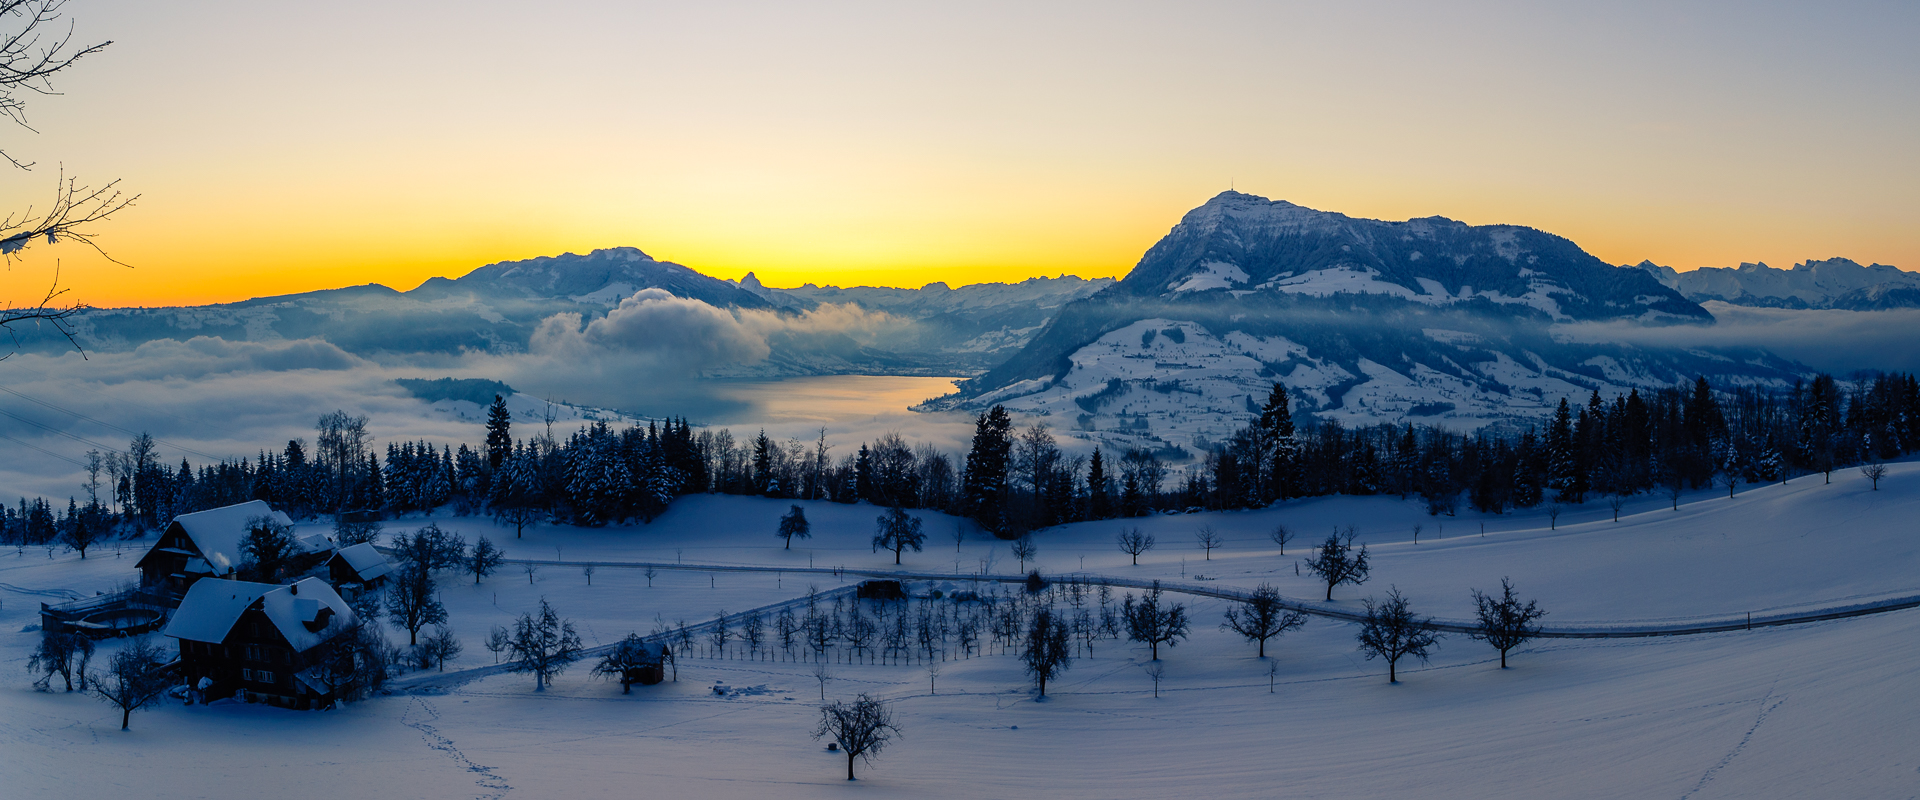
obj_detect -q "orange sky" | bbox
[4,2,1916,308]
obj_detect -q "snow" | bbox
[164,577,354,652]
[330,543,393,584]
[1169,260,1250,294]
[1263,266,1428,302]
[163,501,299,576]
[6,462,1920,797]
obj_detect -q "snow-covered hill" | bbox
[936,193,1803,452]
[1639,257,1920,310]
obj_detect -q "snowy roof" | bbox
[329,543,393,583]
[164,501,302,575]
[163,577,355,652]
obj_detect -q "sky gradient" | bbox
[4,1,1917,307]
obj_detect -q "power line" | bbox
[0,407,121,453]
[0,431,88,469]
[0,384,226,461]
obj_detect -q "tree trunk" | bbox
[121,706,131,730]
[846,752,857,780]
[1500,648,1507,669]
[1258,638,1266,658]
[1388,657,1397,683]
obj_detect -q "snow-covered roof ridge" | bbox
[164,577,355,653]
[331,542,394,583]
[170,500,298,576]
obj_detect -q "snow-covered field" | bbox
[3,462,1918,798]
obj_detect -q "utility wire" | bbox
[0,431,88,469]
[0,407,122,453]
[0,384,227,460]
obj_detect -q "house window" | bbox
[259,670,275,684]
[242,668,253,681]
[246,644,261,661]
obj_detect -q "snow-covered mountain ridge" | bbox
[932,192,1805,456]
[1638,257,1920,310]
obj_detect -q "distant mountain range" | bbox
[60,248,1111,376]
[46,192,1919,452]
[1637,258,1920,310]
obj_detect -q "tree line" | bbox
[5,372,1914,547]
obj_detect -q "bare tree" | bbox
[420,624,462,671]
[1303,530,1370,601]
[0,2,135,357]
[1021,607,1073,697]
[1143,661,1164,698]
[1221,583,1306,658]
[1355,587,1442,683]
[1269,523,1293,556]
[1546,502,1562,530]
[467,536,503,584]
[1122,581,1189,660]
[1607,493,1626,522]
[1116,527,1154,565]
[582,563,595,586]
[521,561,538,584]
[506,598,582,690]
[872,506,925,564]
[1469,578,1546,669]
[814,694,900,781]
[1195,525,1222,560]
[485,625,510,664]
[1011,535,1036,571]
[88,635,170,730]
[643,565,657,587]
[1862,461,1887,491]
[924,659,940,694]
[27,630,90,691]
[385,562,446,646]
[812,660,832,700]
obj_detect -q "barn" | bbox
[163,577,359,709]
[326,542,394,594]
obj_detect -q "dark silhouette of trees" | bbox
[814,694,899,781]
[1011,535,1036,571]
[1304,529,1370,601]
[1356,587,1441,683]
[1222,583,1306,658]
[1469,578,1546,669]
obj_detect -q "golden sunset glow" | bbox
[4,2,1916,307]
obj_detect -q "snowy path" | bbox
[471,558,1920,639]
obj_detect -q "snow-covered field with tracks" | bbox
[4,461,1918,798]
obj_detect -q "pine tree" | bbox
[485,394,513,470]
[1087,448,1110,519]
[961,406,1013,532]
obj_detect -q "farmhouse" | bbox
[135,501,328,595]
[163,577,359,709]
